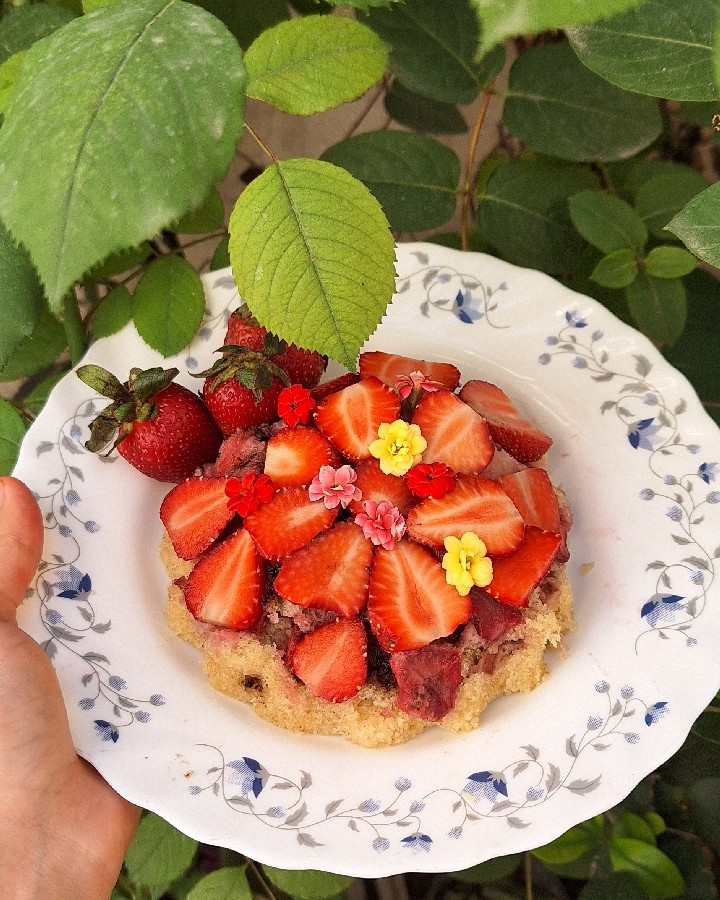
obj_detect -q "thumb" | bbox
[0,477,44,624]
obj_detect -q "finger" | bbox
[0,477,44,624]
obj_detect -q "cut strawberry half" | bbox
[314,376,400,460]
[406,474,525,557]
[264,426,342,487]
[287,617,368,702]
[470,588,524,642]
[359,350,461,392]
[274,521,374,617]
[243,484,338,561]
[459,380,552,464]
[310,371,361,402]
[367,541,472,652]
[411,389,494,475]
[183,528,265,630]
[498,467,561,533]
[487,526,562,608]
[160,475,234,560]
[347,457,417,517]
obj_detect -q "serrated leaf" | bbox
[171,187,225,234]
[321,130,460,231]
[504,43,662,162]
[193,0,289,50]
[478,156,598,273]
[0,217,45,372]
[124,812,198,887]
[609,836,685,899]
[0,398,28,475]
[365,0,503,104]
[384,80,468,134]
[567,0,717,102]
[228,158,394,370]
[186,867,252,900]
[82,243,152,284]
[471,0,645,54]
[0,0,246,312]
[261,865,355,900]
[569,190,648,254]
[246,16,387,115]
[91,285,134,340]
[132,255,206,356]
[645,246,697,280]
[626,272,686,345]
[0,3,77,63]
[591,249,638,289]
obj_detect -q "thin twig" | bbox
[524,851,534,900]
[460,82,496,251]
[245,121,279,164]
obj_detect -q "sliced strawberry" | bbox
[359,350,460,392]
[459,380,552,464]
[183,528,265,630]
[406,474,525,557]
[314,376,400,460]
[274,521,373,617]
[347,457,417,517]
[487,526,562,608]
[243,485,338,561]
[160,475,234,560]
[390,642,463,721]
[287,617,368,702]
[263,426,342,487]
[310,371,361,402]
[482,447,526,480]
[367,541,472,652]
[411,389,494,475]
[470,588,524,642]
[498,468,561,533]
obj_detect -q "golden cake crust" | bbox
[161,533,574,748]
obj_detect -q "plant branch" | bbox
[346,76,389,139]
[245,122,279,165]
[461,83,495,251]
[524,851,534,900]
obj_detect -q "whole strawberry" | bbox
[77,365,222,482]
[199,347,290,436]
[225,306,327,388]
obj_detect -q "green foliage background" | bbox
[1,0,719,897]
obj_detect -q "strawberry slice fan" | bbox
[158,343,572,733]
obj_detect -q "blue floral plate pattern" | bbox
[12,244,720,877]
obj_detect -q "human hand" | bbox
[0,476,141,899]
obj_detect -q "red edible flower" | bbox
[225,472,276,517]
[404,462,456,499]
[278,384,316,426]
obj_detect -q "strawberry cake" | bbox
[159,333,573,747]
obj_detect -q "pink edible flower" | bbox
[354,499,406,551]
[394,370,441,401]
[308,464,362,510]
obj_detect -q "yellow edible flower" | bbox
[368,419,427,476]
[442,532,493,596]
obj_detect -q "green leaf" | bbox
[210,235,230,271]
[657,831,719,900]
[132,255,206,356]
[478,156,598,273]
[567,0,717,102]
[91,285,134,339]
[0,308,66,382]
[228,158,395,371]
[82,243,152,284]
[611,811,658,846]
[245,15,388,115]
[666,181,720,266]
[0,217,45,371]
[569,190,648,253]
[261,866,355,900]
[626,271,686,345]
[686,778,720,854]
[21,370,67,417]
[645,246,697,279]
[0,398,28,476]
[634,168,709,239]
[321,130,460,231]
[171,187,225,234]
[186,866,252,900]
[0,0,246,313]
[609,836,685,899]
[365,0,504,104]
[384,80,468,134]
[591,249,638,289]
[471,0,645,54]
[578,872,647,900]
[532,821,598,864]
[453,853,521,884]
[503,43,663,162]
[82,0,121,11]
[0,50,25,113]
[124,813,197,888]
[0,2,76,63]
[192,0,289,50]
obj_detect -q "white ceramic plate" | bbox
[13,243,720,877]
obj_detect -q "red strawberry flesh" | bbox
[287,617,368,702]
[359,350,461,392]
[264,426,342,487]
[243,485,338,561]
[498,467,561,533]
[487,526,562,608]
[160,475,235,560]
[470,588,524,641]
[390,642,463,721]
[314,376,400,460]
[347,457,418,517]
[411,389,494,475]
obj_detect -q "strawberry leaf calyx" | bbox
[199,349,290,399]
